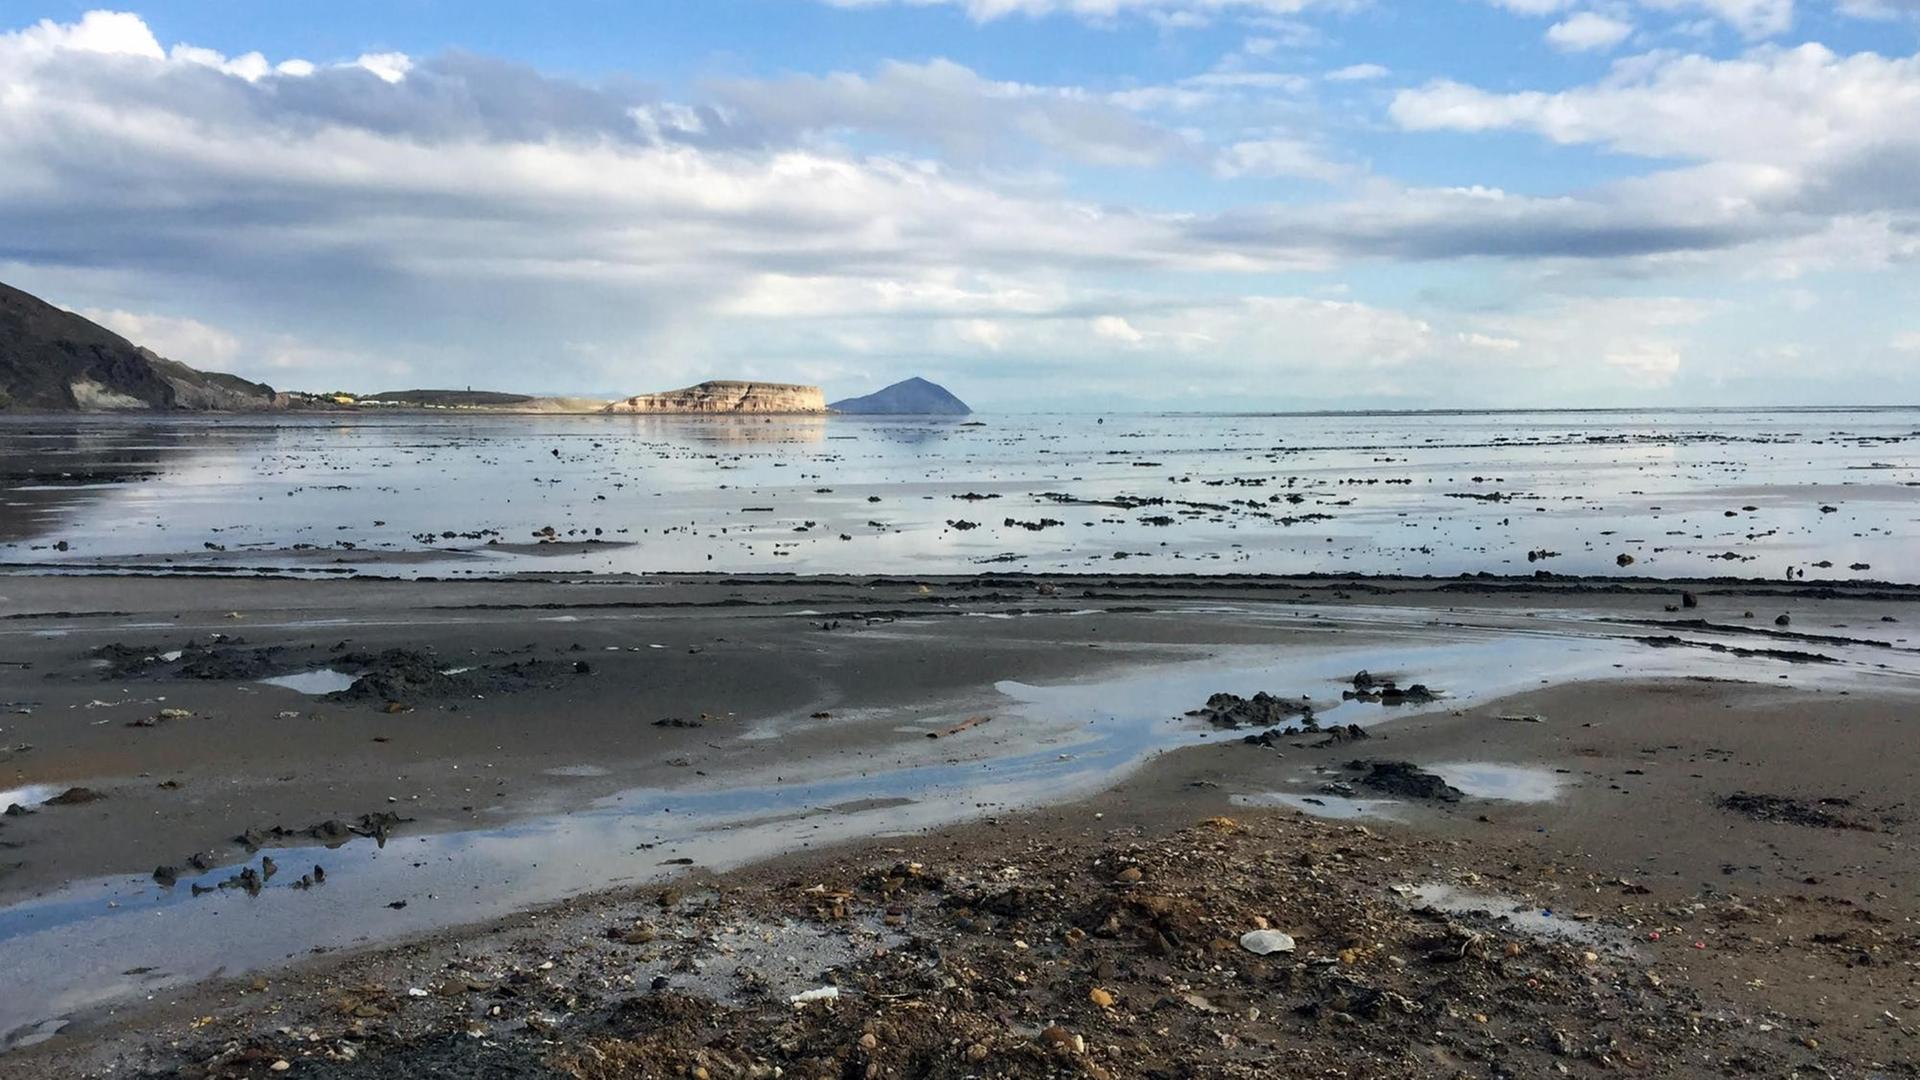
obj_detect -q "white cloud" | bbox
[15,9,162,58]
[1488,0,1791,37]
[1485,0,1576,14]
[1,10,1912,405]
[1839,0,1920,17]
[821,0,1344,25]
[706,59,1192,167]
[1325,62,1389,81]
[79,308,243,366]
[1388,43,1920,244]
[1604,341,1684,385]
[1214,135,1349,180]
[1545,12,1635,51]
[352,51,413,84]
[1092,314,1147,343]
[1640,0,1793,38]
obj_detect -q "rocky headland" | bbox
[0,280,277,412]
[603,380,826,414]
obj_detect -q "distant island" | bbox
[605,381,826,414]
[830,376,971,415]
[0,278,969,416]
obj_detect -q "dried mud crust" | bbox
[126,814,1879,1080]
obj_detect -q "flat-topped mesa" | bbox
[602,380,826,415]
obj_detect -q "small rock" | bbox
[1238,929,1297,955]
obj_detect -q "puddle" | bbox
[1233,791,1404,821]
[1426,762,1566,803]
[5,1020,65,1050]
[1406,882,1631,952]
[0,784,62,809]
[256,669,358,695]
[0,707,1171,1049]
[543,764,611,778]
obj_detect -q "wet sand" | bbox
[2,572,1919,1075]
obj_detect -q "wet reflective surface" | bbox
[4,597,1917,1045]
[1426,762,1567,802]
[1408,883,1631,952]
[3,408,1918,579]
[257,669,357,695]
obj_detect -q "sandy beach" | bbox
[2,571,1917,1077]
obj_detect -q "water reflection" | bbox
[1,408,1915,579]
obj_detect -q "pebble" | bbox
[1238,929,1296,955]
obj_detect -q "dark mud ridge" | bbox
[1633,636,1838,664]
[1342,670,1438,705]
[1347,760,1464,802]
[324,649,587,705]
[1188,691,1313,729]
[1718,792,1874,831]
[88,640,590,707]
[93,637,297,680]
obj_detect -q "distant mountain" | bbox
[830,377,971,415]
[0,280,276,411]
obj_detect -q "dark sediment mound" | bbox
[0,279,276,411]
[325,649,583,705]
[1347,760,1463,802]
[1343,670,1439,705]
[92,639,288,680]
[1718,792,1871,830]
[1633,635,1837,664]
[238,811,412,851]
[1188,691,1314,729]
[829,377,972,415]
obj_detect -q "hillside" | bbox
[830,376,970,415]
[0,281,276,411]
[361,389,535,408]
[604,380,825,414]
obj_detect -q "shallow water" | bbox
[1408,883,1631,951]
[257,669,357,695]
[1234,791,1405,821]
[2,408,1916,580]
[1427,762,1566,802]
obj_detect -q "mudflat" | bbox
[1,571,1917,1077]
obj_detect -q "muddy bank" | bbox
[2,573,1919,1074]
[18,797,1916,1079]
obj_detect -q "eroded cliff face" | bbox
[0,280,276,411]
[603,380,826,414]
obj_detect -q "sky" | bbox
[1,2,1918,410]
